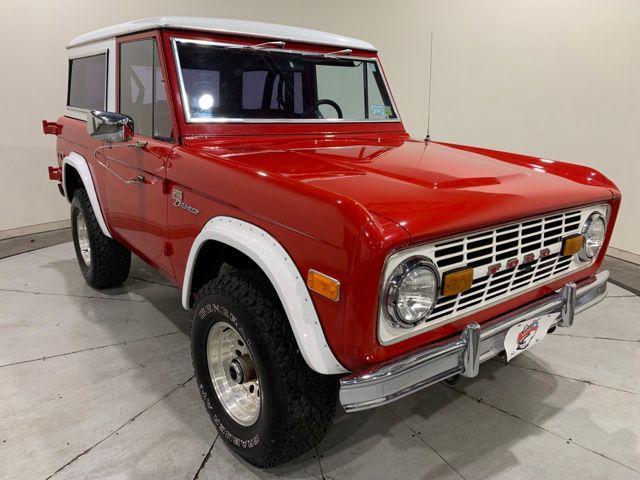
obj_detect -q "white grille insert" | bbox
[378,204,609,346]
[429,209,582,321]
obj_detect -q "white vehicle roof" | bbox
[67,16,376,51]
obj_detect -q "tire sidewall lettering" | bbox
[196,301,262,450]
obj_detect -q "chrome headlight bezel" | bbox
[579,212,607,261]
[383,256,439,328]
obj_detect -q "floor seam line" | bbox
[551,333,640,343]
[386,405,467,480]
[43,376,195,480]
[0,287,147,303]
[500,360,638,395]
[607,279,640,297]
[129,275,178,289]
[0,247,68,262]
[315,446,327,480]
[192,434,219,480]
[0,331,181,369]
[446,384,640,475]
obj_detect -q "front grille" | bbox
[428,209,583,323]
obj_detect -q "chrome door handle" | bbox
[129,174,146,184]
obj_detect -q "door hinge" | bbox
[163,242,174,257]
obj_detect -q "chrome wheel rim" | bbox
[207,321,261,426]
[76,211,91,266]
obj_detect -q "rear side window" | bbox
[67,53,107,110]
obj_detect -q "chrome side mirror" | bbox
[87,111,134,143]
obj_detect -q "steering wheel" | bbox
[305,99,343,119]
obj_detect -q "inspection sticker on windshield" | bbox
[504,314,557,361]
[371,105,384,115]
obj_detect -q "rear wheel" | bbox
[191,270,338,468]
[71,188,131,288]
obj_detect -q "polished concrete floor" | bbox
[1,242,639,480]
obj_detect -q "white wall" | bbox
[1,0,637,253]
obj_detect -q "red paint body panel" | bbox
[51,28,621,372]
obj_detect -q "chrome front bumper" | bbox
[340,270,609,412]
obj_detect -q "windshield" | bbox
[173,39,398,123]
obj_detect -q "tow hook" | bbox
[48,166,62,182]
[42,120,63,136]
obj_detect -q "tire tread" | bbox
[72,189,130,288]
[192,270,338,468]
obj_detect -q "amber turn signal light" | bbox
[442,267,474,296]
[307,270,340,302]
[561,234,584,257]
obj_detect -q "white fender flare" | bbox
[62,151,112,238]
[182,216,348,375]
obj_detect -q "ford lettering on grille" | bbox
[429,209,584,323]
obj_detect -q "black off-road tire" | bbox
[191,270,338,468]
[71,188,131,288]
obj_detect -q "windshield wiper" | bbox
[321,48,352,57]
[242,40,286,50]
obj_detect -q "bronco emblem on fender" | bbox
[171,187,200,215]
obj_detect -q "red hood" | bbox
[189,134,616,243]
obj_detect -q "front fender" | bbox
[182,216,348,375]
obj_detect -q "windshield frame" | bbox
[170,37,402,124]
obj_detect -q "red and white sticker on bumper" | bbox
[504,313,558,361]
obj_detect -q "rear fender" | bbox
[62,151,112,238]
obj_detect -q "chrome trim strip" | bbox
[340,270,609,412]
[170,37,402,124]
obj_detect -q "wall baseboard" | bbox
[607,246,640,266]
[2,221,638,266]
[0,220,70,240]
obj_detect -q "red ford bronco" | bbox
[44,17,620,467]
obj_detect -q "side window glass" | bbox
[153,46,173,139]
[68,53,107,110]
[120,39,172,140]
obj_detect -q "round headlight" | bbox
[385,258,438,328]
[581,212,606,260]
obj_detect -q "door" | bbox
[103,36,175,276]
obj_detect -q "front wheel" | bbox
[191,270,338,468]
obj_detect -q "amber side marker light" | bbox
[442,267,474,296]
[307,270,340,302]
[561,234,584,257]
